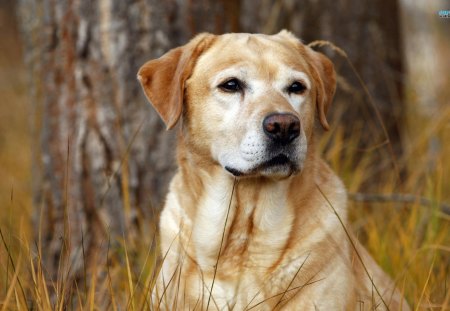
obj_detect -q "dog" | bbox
[138,31,410,310]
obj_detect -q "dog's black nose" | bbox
[263,113,300,145]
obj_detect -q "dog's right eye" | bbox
[219,78,242,92]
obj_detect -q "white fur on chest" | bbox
[193,176,294,269]
[189,176,296,308]
[192,173,236,269]
[248,181,294,266]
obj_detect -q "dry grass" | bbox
[1,9,449,311]
[319,108,450,310]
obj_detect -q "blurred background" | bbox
[1,0,449,309]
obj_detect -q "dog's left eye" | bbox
[287,81,307,94]
[219,78,243,93]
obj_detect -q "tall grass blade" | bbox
[1,255,20,311]
[0,228,27,305]
[273,253,311,309]
[124,238,136,311]
[415,252,436,311]
[316,183,390,311]
[206,178,237,311]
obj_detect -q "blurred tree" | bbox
[17,0,403,299]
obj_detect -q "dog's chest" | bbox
[192,178,295,275]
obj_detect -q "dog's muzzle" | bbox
[225,112,303,178]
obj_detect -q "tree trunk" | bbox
[19,0,180,292]
[17,0,403,300]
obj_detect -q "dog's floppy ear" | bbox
[137,33,216,129]
[306,48,336,131]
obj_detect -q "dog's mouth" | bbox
[262,154,290,167]
[225,154,299,178]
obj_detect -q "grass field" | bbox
[1,8,449,311]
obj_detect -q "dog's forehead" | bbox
[195,33,311,76]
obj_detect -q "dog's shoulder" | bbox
[292,156,347,210]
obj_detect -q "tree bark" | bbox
[17,0,403,300]
[19,0,180,292]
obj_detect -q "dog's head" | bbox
[138,31,336,179]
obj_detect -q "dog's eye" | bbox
[219,78,242,92]
[287,81,307,94]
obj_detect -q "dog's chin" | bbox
[224,154,301,179]
[259,164,299,179]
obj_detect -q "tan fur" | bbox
[138,31,410,310]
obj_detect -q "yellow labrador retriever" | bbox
[138,31,410,311]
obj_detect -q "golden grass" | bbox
[1,17,449,311]
[318,88,450,310]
